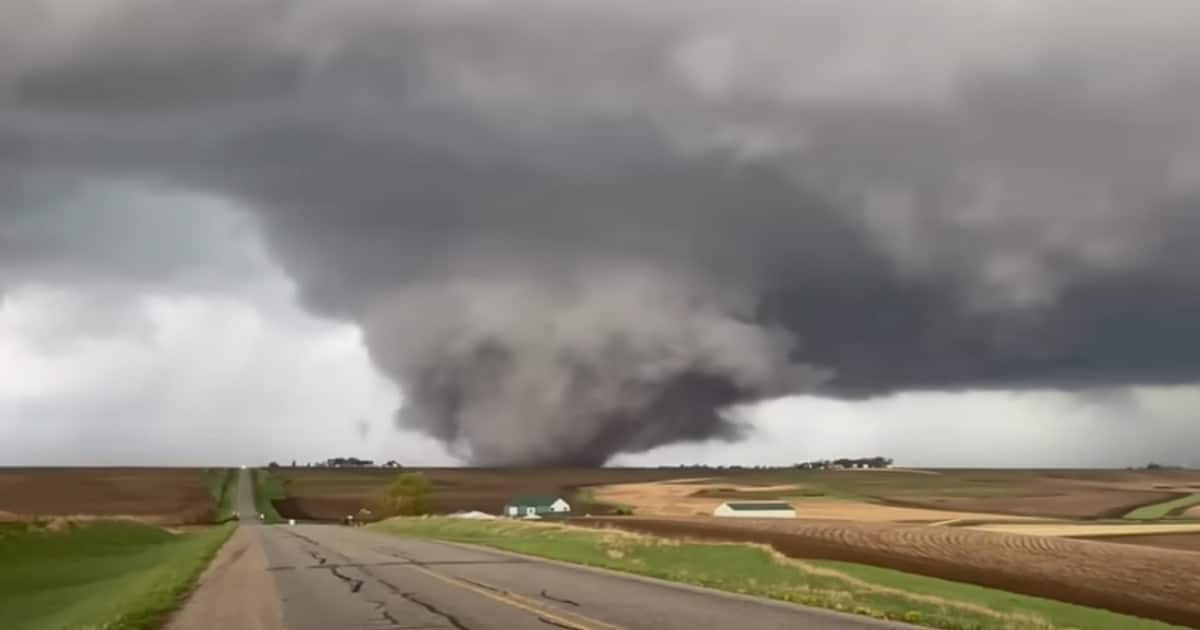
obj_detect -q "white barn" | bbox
[713,501,796,519]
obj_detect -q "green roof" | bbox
[724,502,793,511]
[506,495,564,507]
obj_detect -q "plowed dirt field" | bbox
[0,468,215,524]
[578,516,1200,628]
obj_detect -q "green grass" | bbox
[252,469,287,524]
[1123,494,1200,520]
[205,468,238,523]
[370,518,1185,630]
[0,521,234,630]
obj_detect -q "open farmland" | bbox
[593,468,1194,521]
[594,478,1042,522]
[1085,532,1200,552]
[969,523,1200,537]
[268,467,694,521]
[882,489,1180,519]
[577,516,1200,628]
[1124,494,1200,520]
[0,468,221,525]
[267,466,1199,523]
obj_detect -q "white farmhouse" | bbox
[503,495,572,519]
[712,501,796,519]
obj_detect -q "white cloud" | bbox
[616,388,1200,468]
[0,279,457,466]
[0,195,459,467]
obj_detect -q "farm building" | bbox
[713,501,796,519]
[503,496,572,519]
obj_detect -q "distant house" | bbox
[713,501,796,519]
[504,496,571,519]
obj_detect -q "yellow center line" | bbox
[404,563,626,630]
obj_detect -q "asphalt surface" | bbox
[233,472,913,630]
[236,468,259,520]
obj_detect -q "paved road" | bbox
[228,472,911,630]
[236,468,258,520]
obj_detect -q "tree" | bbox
[376,472,434,517]
[268,461,280,469]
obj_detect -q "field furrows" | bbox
[580,517,1200,628]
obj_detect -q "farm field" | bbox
[595,478,1042,521]
[267,467,693,521]
[1124,494,1200,520]
[591,468,1200,521]
[575,516,1200,628]
[0,468,224,525]
[1085,533,1200,552]
[969,523,1200,537]
[0,521,233,630]
[373,518,1186,630]
[265,466,1200,523]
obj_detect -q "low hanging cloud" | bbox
[3,0,1200,464]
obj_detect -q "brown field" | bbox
[1085,532,1200,552]
[0,467,216,525]
[576,516,1200,628]
[881,489,1179,519]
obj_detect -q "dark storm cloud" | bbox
[4,0,1200,463]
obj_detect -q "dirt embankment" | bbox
[576,517,1200,628]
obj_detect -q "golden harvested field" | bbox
[594,480,1032,522]
[579,516,1200,628]
[0,468,216,525]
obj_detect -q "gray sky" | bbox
[2,1,1199,466]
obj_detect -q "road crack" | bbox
[540,590,581,607]
[398,591,472,630]
[327,565,365,594]
[366,599,402,626]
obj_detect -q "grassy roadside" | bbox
[1124,494,1200,521]
[0,521,234,630]
[252,468,286,524]
[370,518,1185,630]
[205,468,238,523]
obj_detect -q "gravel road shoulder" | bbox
[165,527,283,630]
